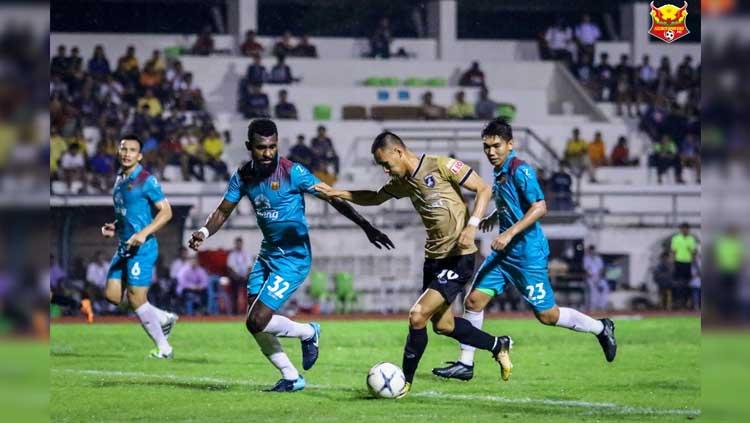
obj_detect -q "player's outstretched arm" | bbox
[188,199,238,251]
[457,172,493,249]
[491,200,547,251]
[326,196,395,250]
[125,199,173,248]
[314,184,391,206]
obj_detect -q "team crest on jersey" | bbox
[253,194,271,210]
[271,181,280,190]
[423,174,436,188]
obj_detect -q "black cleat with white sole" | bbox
[432,361,474,381]
[596,318,617,362]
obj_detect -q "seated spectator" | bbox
[239,30,264,57]
[419,91,445,120]
[595,52,615,101]
[544,18,574,65]
[311,125,340,184]
[116,45,140,83]
[137,89,163,117]
[588,131,607,167]
[202,126,229,181]
[50,128,67,178]
[680,133,701,183]
[51,45,70,78]
[69,46,83,73]
[176,256,210,315]
[274,89,298,119]
[87,45,111,79]
[144,49,166,73]
[459,61,486,87]
[447,91,474,119]
[291,35,318,58]
[178,73,205,110]
[548,164,574,211]
[60,143,86,193]
[166,60,187,91]
[610,136,638,166]
[272,31,296,57]
[268,55,294,84]
[139,63,163,90]
[244,54,267,86]
[574,14,601,63]
[564,128,596,182]
[88,143,116,192]
[615,54,635,117]
[651,135,684,184]
[179,128,205,181]
[574,53,597,94]
[636,55,657,109]
[656,56,673,97]
[191,26,215,56]
[369,17,392,58]
[85,251,109,314]
[288,134,314,170]
[170,247,190,282]
[675,55,695,90]
[239,83,270,118]
[474,87,497,120]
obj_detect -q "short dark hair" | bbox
[371,131,405,154]
[481,119,513,141]
[120,133,143,150]
[247,118,278,141]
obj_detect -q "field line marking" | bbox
[52,368,700,416]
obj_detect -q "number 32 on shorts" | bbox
[267,275,290,299]
[526,283,546,301]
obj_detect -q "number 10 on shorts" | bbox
[526,283,546,301]
[267,275,290,299]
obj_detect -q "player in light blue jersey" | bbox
[100,135,178,359]
[188,119,393,392]
[433,119,617,381]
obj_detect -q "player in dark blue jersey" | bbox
[188,119,393,392]
[100,135,178,359]
[433,119,617,381]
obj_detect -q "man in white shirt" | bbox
[60,143,86,193]
[85,251,110,313]
[176,256,210,315]
[583,245,609,311]
[226,237,251,314]
[575,14,601,63]
[544,18,574,64]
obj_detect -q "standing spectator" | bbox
[419,91,445,120]
[637,55,657,100]
[239,30,265,57]
[244,54,267,86]
[369,17,392,58]
[69,46,83,71]
[652,135,684,184]
[191,26,215,56]
[239,83,270,118]
[85,251,109,314]
[544,18,573,65]
[675,55,695,90]
[680,133,701,183]
[670,222,698,309]
[201,127,229,181]
[176,256,210,315]
[268,55,294,84]
[447,90,474,119]
[458,61,486,87]
[474,87,497,119]
[310,125,340,184]
[274,89,298,119]
[288,134,314,169]
[574,14,601,63]
[60,143,86,193]
[564,128,596,182]
[583,245,608,311]
[615,54,635,117]
[50,45,70,77]
[653,251,674,310]
[291,35,318,58]
[226,237,251,315]
[272,31,296,58]
[610,136,637,166]
[587,131,607,167]
[87,45,111,79]
[595,52,615,101]
[713,226,744,319]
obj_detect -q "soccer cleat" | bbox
[431,361,474,381]
[596,318,617,362]
[265,376,306,392]
[493,336,513,381]
[301,322,320,371]
[396,382,411,399]
[162,312,179,338]
[149,349,173,359]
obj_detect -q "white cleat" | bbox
[149,349,173,359]
[162,312,179,338]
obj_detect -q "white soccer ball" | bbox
[664,30,675,41]
[366,362,406,399]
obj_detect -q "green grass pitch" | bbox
[51,316,700,422]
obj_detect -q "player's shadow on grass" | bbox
[92,379,235,392]
[51,351,125,359]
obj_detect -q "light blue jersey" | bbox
[472,151,556,311]
[107,164,164,287]
[223,157,321,311]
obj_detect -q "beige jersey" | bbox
[379,154,477,259]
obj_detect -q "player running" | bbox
[432,119,617,382]
[316,131,513,398]
[188,119,393,392]
[100,135,178,359]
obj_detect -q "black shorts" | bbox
[422,254,476,303]
[673,262,692,283]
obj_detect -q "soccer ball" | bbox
[664,30,675,41]
[366,362,406,399]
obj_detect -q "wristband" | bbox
[468,217,481,227]
[198,227,210,238]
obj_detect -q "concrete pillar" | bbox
[227,0,258,41]
[437,0,457,60]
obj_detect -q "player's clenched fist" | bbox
[491,230,514,251]
[188,230,205,251]
[457,226,477,250]
[101,222,116,238]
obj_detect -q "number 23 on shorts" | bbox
[526,282,546,301]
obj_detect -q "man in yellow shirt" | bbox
[137,89,162,117]
[670,222,698,308]
[447,91,475,119]
[202,127,229,180]
[587,131,607,167]
[564,127,596,182]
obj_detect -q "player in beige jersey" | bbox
[316,131,513,397]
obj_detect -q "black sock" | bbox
[402,327,428,384]
[448,317,500,355]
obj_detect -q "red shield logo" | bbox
[649,1,690,43]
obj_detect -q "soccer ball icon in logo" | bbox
[367,362,406,399]
[664,30,675,41]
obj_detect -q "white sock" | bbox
[135,303,172,353]
[458,309,484,366]
[151,305,171,325]
[555,307,604,335]
[253,332,299,380]
[263,315,314,340]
